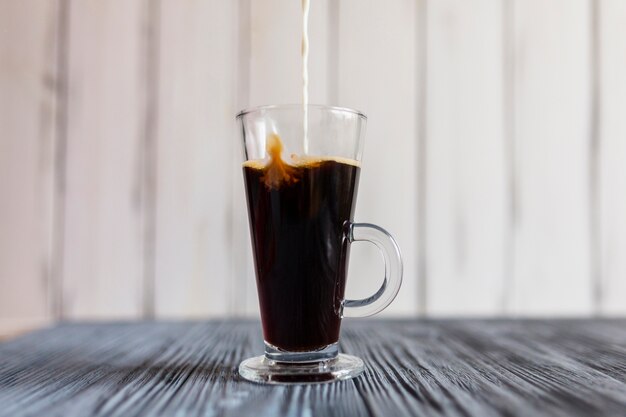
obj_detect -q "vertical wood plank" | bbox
[236,0,332,315]
[231,0,253,316]
[416,0,428,315]
[511,0,592,314]
[154,0,239,317]
[424,0,507,315]
[61,1,147,318]
[0,1,58,329]
[598,0,626,314]
[139,0,159,319]
[337,0,419,315]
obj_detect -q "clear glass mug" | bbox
[237,104,402,384]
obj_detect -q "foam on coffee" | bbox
[243,133,360,190]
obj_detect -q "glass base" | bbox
[238,353,364,385]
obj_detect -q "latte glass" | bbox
[237,104,402,384]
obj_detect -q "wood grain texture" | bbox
[154,0,239,318]
[61,1,147,318]
[0,0,59,323]
[425,0,507,315]
[4,0,626,325]
[337,0,419,315]
[511,0,593,314]
[598,0,626,314]
[2,319,626,416]
[230,0,255,317]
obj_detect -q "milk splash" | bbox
[302,0,310,154]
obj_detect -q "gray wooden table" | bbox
[1,319,626,417]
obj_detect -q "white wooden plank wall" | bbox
[61,1,147,319]
[154,0,239,318]
[425,0,507,315]
[511,0,593,315]
[1,0,625,327]
[0,0,59,333]
[598,0,626,315]
[230,0,254,317]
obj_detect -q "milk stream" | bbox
[302,0,310,154]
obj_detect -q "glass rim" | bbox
[236,104,367,120]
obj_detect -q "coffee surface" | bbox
[243,135,360,351]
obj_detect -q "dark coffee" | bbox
[243,134,360,352]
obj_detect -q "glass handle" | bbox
[342,222,403,317]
